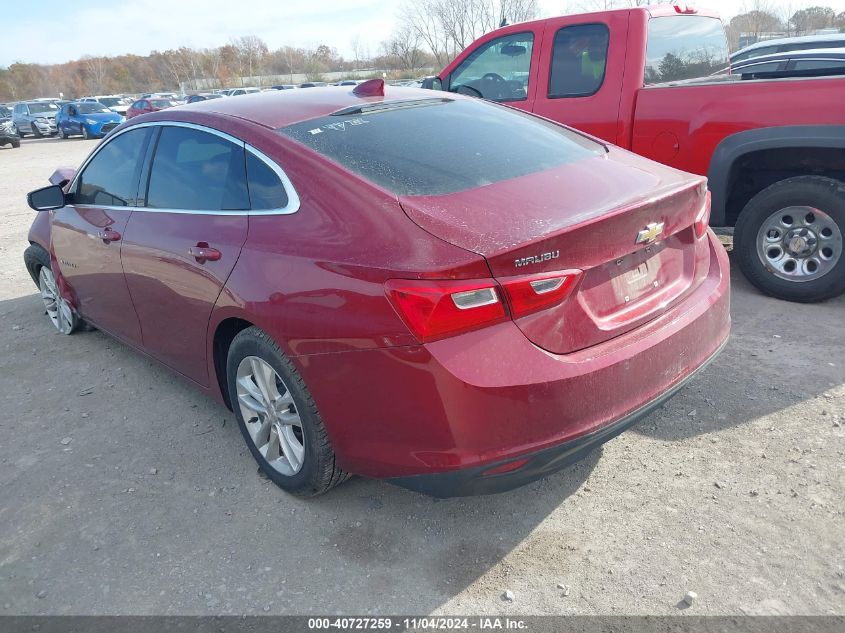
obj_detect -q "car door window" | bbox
[145,126,249,211]
[548,23,610,98]
[448,32,534,102]
[75,128,151,206]
[246,152,288,210]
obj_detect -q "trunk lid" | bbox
[399,150,711,353]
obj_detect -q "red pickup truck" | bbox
[422,4,845,302]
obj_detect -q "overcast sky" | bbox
[4,0,845,67]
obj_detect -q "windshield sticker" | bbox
[311,118,370,134]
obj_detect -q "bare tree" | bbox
[82,55,107,94]
[384,24,426,73]
[401,0,540,66]
[230,35,269,86]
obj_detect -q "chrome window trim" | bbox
[68,120,300,216]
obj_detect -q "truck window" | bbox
[548,23,609,98]
[644,16,729,84]
[448,32,534,102]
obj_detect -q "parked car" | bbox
[186,93,225,103]
[12,101,59,137]
[422,4,845,302]
[80,95,133,116]
[730,48,845,77]
[731,33,845,65]
[22,83,729,497]
[126,98,174,118]
[271,84,297,90]
[299,82,327,88]
[0,104,11,118]
[228,87,261,97]
[0,114,20,148]
[140,92,178,100]
[333,80,359,86]
[56,101,125,139]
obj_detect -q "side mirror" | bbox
[28,184,66,211]
[421,76,443,91]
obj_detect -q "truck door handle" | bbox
[189,243,221,263]
[97,228,121,244]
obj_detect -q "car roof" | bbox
[733,33,845,56]
[175,84,451,129]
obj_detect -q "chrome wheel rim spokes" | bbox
[756,206,842,282]
[38,267,74,334]
[236,356,305,476]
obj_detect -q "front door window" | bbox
[448,32,534,102]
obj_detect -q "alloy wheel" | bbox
[38,267,75,334]
[235,356,305,476]
[756,206,842,282]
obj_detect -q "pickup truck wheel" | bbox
[735,176,845,302]
[226,326,350,497]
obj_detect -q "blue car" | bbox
[56,101,124,139]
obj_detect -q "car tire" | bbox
[734,176,845,303]
[58,126,66,139]
[82,126,90,140]
[31,123,42,138]
[23,244,79,335]
[11,139,20,148]
[226,326,350,497]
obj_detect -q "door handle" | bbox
[97,228,121,244]
[189,243,221,263]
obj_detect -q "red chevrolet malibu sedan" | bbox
[24,82,730,497]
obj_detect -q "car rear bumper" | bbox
[387,333,726,497]
[301,231,731,493]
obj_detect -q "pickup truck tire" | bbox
[734,176,845,303]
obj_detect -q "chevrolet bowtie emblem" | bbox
[636,222,665,245]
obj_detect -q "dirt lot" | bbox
[0,137,843,617]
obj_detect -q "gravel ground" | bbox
[0,137,843,616]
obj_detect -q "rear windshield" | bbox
[279,98,604,196]
[645,16,730,84]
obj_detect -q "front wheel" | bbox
[82,126,90,140]
[226,326,349,497]
[31,123,42,138]
[734,176,845,302]
[58,126,67,139]
[24,245,78,334]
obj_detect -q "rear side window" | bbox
[645,16,729,84]
[280,98,604,196]
[548,23,610,98]
[246,152,288,210]
[75,128,151,206]
[792,59,845,71]
[145,126,249,211]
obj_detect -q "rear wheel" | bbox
[734,176,845,302]
[226,326,349,497]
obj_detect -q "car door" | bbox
[532,15,625,143]
[51,126,152,346]
[120,123,249,386]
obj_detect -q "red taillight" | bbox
[694,192,711,239]
[499,270,581,318]
[673,5,697,14]
[384,279,508,343]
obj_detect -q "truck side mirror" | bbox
[28,184,66,211]
[421,77,443,91]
